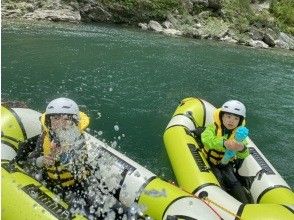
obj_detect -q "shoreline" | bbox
[2,0,294,51]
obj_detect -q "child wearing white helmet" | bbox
[14,97,127,218]
[201,100,251,203]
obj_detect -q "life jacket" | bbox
[202,108,245,165]
[40,112,90,188]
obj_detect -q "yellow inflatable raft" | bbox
[163,97,294,220]
[1,104,221,220]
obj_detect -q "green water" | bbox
[2,20,294,188]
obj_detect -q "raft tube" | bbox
[163,97,294,220]
[1,105,221,220]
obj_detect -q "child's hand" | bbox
[224,140,244,151]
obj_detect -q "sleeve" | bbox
[201,124,225,152]
[236,139,250,159]
[14,134,41,163]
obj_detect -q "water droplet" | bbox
[114,125,119,131]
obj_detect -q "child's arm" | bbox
[201,124,225,151]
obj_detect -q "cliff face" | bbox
[2,0,294,50]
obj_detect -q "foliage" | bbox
[249,10,276,29]
[270,0,294,34]
[221,0,253,33]
[100,0,183,21]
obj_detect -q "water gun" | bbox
[221,126,249,165]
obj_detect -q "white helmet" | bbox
[45,97,79,120]
[221,100,246,117]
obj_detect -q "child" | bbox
[15,97,127,218]
[201,100,250,203]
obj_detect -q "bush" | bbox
[100,0,183,22]
[270,0,294,35]
[221,0,253,33]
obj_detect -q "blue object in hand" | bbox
[221,150,236,164]
[235,126,249,142]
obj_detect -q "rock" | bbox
[275,40,289,50]
[162,28,183,36]
[2,9,23,18]
[278,32,294,50]
[193,23,202,28]
[220,35,238,44]
[263,33,275,47]
[138,22,148,30]
[148,20,163,32]
[23,9,81,22]
[249,39,269,49]
[80,4,112,22]
[162,21,173,29]
[249,28,264,41]
[182,27,204,39]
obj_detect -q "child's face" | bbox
[222,113,240,130]
[50,114,74,131]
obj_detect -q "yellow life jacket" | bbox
[40,112,90,188]
[202,108,245,165]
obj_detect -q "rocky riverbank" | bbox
[2,0,294,50]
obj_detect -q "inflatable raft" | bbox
[163,97,294,220]
[1,104,222,220]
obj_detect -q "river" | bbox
[2,20,294,188]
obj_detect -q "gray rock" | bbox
[278,32,294,50]
[23,9,81,22]
[148,20,163,32]
[274,40,290,50]
[249,39,269,49]
[249,28,264,41]
[80,4,112,22]
[2,9,23,18]
[263,33,275,47]
[162,21,173,29]
[193,23,202,28]
[162,28,183,36]
[220,35,238,44]
[138,23,148,30]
